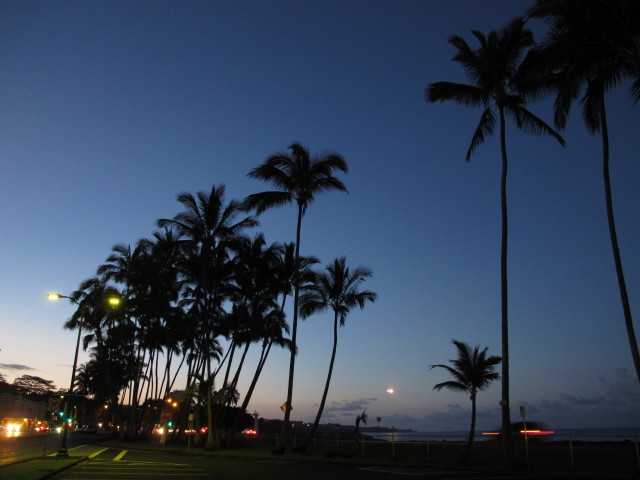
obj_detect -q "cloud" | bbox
[599,368,640,404]
[557,394,605,406]
[538,398,570,410]
[537,368,639,411]
[520,368,640,428]
[422,403,501,431]
[0,363,35,372]
[324,398,377,414]
[380,413,421,429]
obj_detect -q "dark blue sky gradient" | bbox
[1,0,638,430]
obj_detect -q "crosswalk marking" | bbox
[88,447,109,458]
[59,460,210,478]
[113,449,128,461]
[47,444,89,457]
[46,448,212,479]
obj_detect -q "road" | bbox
[3,437,634,479]
[48,445,604,480]
[0,431,108,465]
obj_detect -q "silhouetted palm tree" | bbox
[296,257,376,453]
[225,235,290,434]
[430,340,501,463]
[242,143,348,453]
[159,184,256,450]
[528,0,640,384]
[354,409,368,453]
[425,18,564,464]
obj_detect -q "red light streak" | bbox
[482,430,554,436]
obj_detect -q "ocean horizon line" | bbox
[365,426,640,442]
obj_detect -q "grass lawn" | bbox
[0,457,83,480]
[104,435,640,477]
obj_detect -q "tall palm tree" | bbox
[97,240,156,439]
[296,257,376,453]
[159,184,257,450]
[425,18,564,464]
[528,0,640,384]
[242,143,348,453]
[430,340,501,463]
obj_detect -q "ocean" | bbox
[366,427,640,442]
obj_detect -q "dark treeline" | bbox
[57,143,376,453]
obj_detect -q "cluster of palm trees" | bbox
[63,143,375,451]
[426,0,639,466]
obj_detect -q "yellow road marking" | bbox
[88,447,109,458]
[113,449,127,461]
[47,444,88,456]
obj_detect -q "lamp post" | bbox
[48,292,120,457]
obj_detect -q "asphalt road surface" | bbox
[48,445,595,480]
[0,431,108,465]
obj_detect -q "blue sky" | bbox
[1,0,638,431]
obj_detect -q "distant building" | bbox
[0,392,46,420]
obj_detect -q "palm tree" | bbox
[430,340,501,463]
[296,257,376,453]
[425,18,564,464]
[528,0,640,385]
[353,410,368,454]
[224,235,293,444]
[242,143,348,453]
[159,184,257,450]
[97,240,156,439]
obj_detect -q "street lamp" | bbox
[47,292,119,457]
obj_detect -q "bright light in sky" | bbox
[386,388,394,395]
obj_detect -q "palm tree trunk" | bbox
[154,348,161,399]
[142,350,154,406]
[276,204,303,454]
[167,351,187,395]
[205,357,215,450]
[462,393,477,463]
[159,349,171,397]
[212,339,238,447]
[498,107,514,467]
[227,340,273,445]
[600,102,640,383]
[298,312,339,453]
[216,342,250,447]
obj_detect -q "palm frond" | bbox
[241,191,292,215]
[466,107,495,161]
[508,105,565,146]
[426,82,487,107]
[430,339,501,395]
[433,380,468,393]
[630,76,640,104]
